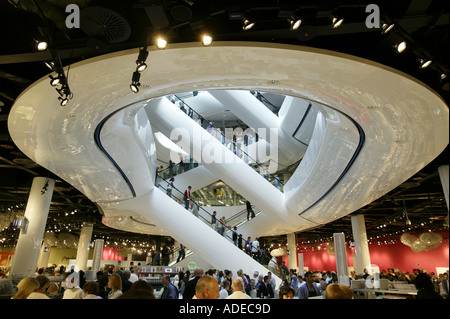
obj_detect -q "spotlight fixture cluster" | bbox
[46,60,73,106]
[130,47,148,93]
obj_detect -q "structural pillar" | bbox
[334,232,350,286]
[351,214,371,275]
[91,239,104,275]
[10,177,55,281]
[286,233,297,272]
[438,165,449,226]
[75,222,94,272]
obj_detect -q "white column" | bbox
[439,165,449,227]
[438,165,449,210]
[75,222,94,272]
[333,232,350,286]
[287,233,297,271]
[91,239,104,275]
[10,177,55,281]
[297,253,304,277]
[351,214,371,275]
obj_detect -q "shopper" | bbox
[63,273,84,299]
[219,279,230,299]
[246,201,255,220]
[184,186,192,209]
[166,177,175,197]
[183,268,203,299]
[325,283,353,299]
[415,273,443,299]
[226,278,251,299]
[82,281,102,299]
[107,273,123,299]
[27,275,50,299]
[211,211,217,231]
[161,275,179,299]
[192,275,219,299]
[11,277,39,299]
[251,237,260,260]
[298,271,321,299]
[279,286,295,299]
[121,270,133,292]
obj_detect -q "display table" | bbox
[352,288,417,299]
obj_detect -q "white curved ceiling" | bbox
[8,42,449,238]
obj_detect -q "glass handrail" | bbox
[172,94,284,187]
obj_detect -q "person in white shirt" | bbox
[251,238,260,260]
[129,268,139,283]
[226,278,251,299]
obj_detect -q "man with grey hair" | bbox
[226,278,251,299]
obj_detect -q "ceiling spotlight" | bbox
[49,74,62,86]
[44,61,55,71]
[136,47,149,72]
[156,37,168,49]
[58,96,69,106]
[331,16,344,29]
[381,23,395,34]
[242,18,255,31]
[440,73,448,81]
[36,40,48,51]
[288,17,302,31]
[201,34,213,46]
[130,71,141,93]
[419,58,432,69]
[395,41,407,53]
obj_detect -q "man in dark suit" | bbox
[183,268,204,299]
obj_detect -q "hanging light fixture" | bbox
[381,23,395,34]
[419,58,432,69]
[35,39,48,51]
[331,15,344,29]
[395,41,407,53]
[49,74,63,86]
[242,18,255,31]
[201,34,213,46]
[136,47,149,72]
[130,71,141,93]
[156,37,168,49]
[288,16,302,31]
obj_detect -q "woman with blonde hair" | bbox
[11,277,39,299]
[107,273,123,299]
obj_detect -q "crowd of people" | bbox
[1,262,447,299]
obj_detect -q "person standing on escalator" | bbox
[184,186,192,210]
[246,201,255,221]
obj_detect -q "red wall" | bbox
[102,247,125,261]
[281,232,449,274]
